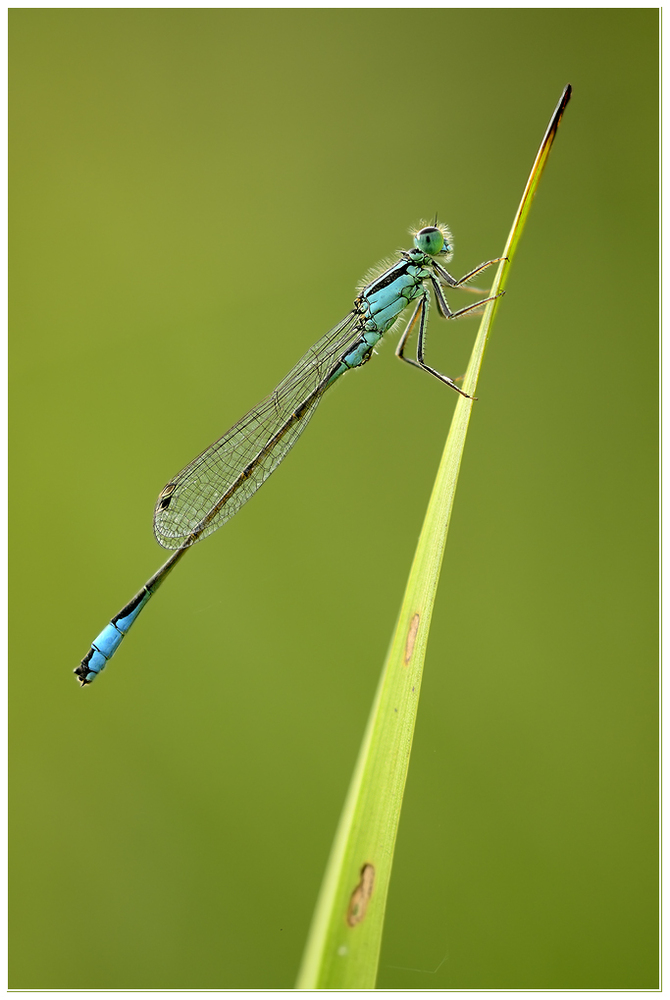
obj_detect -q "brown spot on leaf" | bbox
[346,863,375,927]
[404,613,420,666]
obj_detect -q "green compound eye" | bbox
[414,226,445,256]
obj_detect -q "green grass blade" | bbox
[296,84,572,991]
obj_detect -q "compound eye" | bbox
[414,226,445,256]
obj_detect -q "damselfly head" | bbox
[411,221,453,259]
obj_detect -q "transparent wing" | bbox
[154,311,362,549]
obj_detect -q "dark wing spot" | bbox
[158,483,176,510]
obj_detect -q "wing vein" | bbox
[153,311,361,549]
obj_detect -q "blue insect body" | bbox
[76,223,503,685]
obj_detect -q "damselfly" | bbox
[75,222,503,685]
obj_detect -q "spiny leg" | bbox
[395,297,424,360]
[430,274,502,321]
[417,292,477,399]
[395,293,473,399]
[434,256,507,289]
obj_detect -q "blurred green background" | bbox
[10,9,658,990]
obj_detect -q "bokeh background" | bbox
[10,9,658,990]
